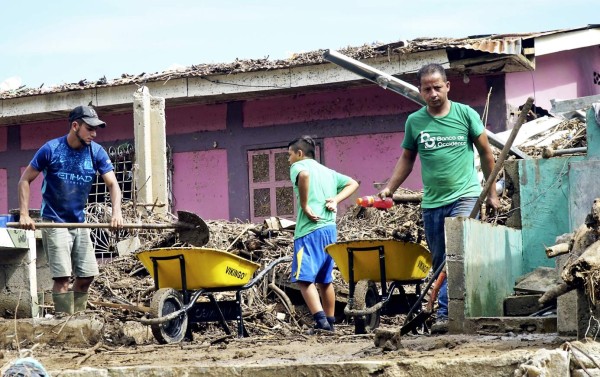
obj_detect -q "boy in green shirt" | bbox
[288,136,359,332]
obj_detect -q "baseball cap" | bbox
[68,105,106,128]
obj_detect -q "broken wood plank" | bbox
[545,242,571,258]
[90,300,151,313]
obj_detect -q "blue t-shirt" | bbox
[30,136,114,223]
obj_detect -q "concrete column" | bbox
[133,87,168,213]
[0,229,39,317]
[445,217,466,334]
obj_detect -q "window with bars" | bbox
[86,143,136,261]
[248,146,320,223]
[249,148,294,223]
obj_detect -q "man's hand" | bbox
[110,213,124,230]
[325,198,337,212]
[485,195,501,217]
[378,187,392,199]
[19,214,35,230]
[302,206,320,222]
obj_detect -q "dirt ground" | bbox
[0,321,570,373]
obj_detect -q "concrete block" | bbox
[446,258,465,300]
[514,267,562,294]
[5,267,29,288]
[503,294,543,316]
[557,290,577,336]
[465,316,557,335]
[117,236,141,257]
[445,217,466,257]
[121,321,153,345]
[448,299,465,334]
[0,230,39,318]
[576,288,600,340]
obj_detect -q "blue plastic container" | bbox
[0,214,15,228]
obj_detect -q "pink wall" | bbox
[244,77,490,128]
[323,134,423,213]
[172,149,229,220]
[505,46,600,111]
[20,112,134,151]
[243,86,422,127]
[166,103,227,134]
[19,166,42,210]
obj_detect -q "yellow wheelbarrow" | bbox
[326,239,432,334]
[136,247,291,344]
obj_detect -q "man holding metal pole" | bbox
[378,63,500,334]
[17,105,123,314]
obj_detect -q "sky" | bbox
[0,0,597,91]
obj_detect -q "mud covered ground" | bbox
[0,325,570,373]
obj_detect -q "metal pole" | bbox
[322,49,530,159]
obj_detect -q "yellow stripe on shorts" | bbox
[295,246,304,280]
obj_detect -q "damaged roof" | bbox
[1,25,598,101]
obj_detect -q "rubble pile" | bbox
[57,114,592,340]
[85,188,426,337]
[519,117,587,158]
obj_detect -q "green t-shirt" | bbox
[402,101,483,208]
[290,159,351,239]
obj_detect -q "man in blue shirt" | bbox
[18,106,123,314]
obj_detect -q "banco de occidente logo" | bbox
[419,131,467,149]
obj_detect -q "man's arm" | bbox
[378,149,417,198]
[325,178,359,212]
[101,171,124,228]
[473,132,500,211]
[18,165,41,230]
[297,170,320,222]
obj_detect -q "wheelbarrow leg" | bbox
[236,291,249,337]
[208,294,232,335]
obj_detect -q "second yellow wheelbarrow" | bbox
[136,247,291,344]
[326,239,432,334]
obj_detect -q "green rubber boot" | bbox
[73,291,89,312]
[52,291,74,314]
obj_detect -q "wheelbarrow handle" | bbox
[241,255,292,290]
[6,222,194,230]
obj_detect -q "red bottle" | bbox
[356,196,393,209]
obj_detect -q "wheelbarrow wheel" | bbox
[150,288,188,344]
[353,280,380,334]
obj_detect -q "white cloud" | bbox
[0,76,22,92]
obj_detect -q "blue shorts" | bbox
[291,225,336,284]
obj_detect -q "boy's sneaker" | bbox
[305,319,333,335]
[430,318,448,334]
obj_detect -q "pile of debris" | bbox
[51,111,592,341]
[83,188,426,338]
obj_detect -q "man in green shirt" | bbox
[378,63,500,334]
[288,136,359,332]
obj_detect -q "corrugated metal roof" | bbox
[0,25,597,101]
